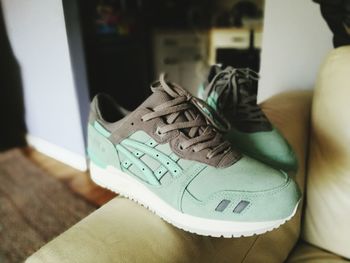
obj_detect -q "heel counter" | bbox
[87,122,120,169]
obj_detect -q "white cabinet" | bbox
[208,27,263,64]
[153,30,209,95]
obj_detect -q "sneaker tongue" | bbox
[140,84,206,137]
[138,76,235,163]
[237,76,257,105]
[141,89,173,109]
[233,72,272,131]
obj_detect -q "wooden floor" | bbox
[23,147,117,206]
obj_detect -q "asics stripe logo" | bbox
[117,138,183,185]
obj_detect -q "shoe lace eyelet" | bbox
[156,127,164,136]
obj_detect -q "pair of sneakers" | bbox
[87,65,300,238]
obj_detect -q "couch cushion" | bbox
[302,46,350,259]
[286,241,350,263]
[27,91,312,263]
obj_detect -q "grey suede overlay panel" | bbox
[89,91,241,168]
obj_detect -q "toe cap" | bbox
[182,173,301,222]
[226,127,298,171]
[182,156,301,222]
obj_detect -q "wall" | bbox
[259,0,333,102]
[2,0,89,170]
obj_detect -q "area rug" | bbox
[0,149,96,263]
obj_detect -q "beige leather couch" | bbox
[27,47,350,263]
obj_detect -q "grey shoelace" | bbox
[141,74,231,159]
[206,68,268,123]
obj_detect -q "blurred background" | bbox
[79,0,264,108]
[0,0,337,261]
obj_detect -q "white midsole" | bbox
[89,162,299,237]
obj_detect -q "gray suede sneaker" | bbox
[87,74,301,237]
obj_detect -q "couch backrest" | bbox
[303,46,350,259]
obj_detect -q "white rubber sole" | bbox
[90,162,299,238]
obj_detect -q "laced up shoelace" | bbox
[141,74,232,159]
[206,68,268,123]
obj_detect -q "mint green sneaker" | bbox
[88,74,300,237]
[199,65,298,171]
